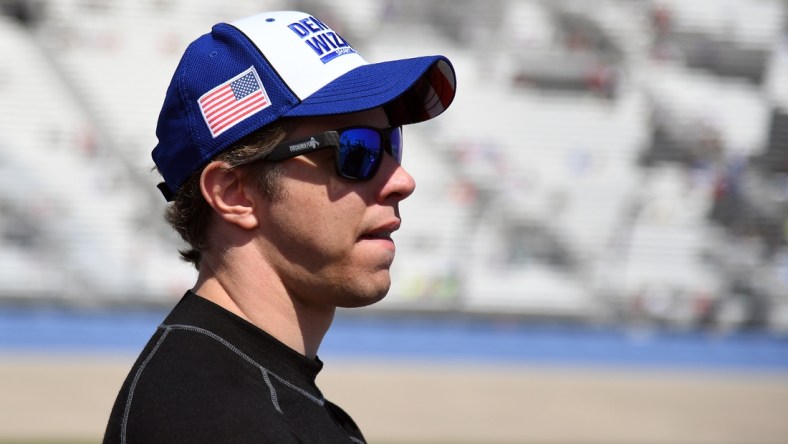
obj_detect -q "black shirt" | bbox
[103,291,365,443]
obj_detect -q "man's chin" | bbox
[337,284,390,308]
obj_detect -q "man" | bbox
[103,10,455,443]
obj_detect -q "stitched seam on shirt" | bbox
[161,323,326,406]
[260,368,283,413]
[120,326,172,444]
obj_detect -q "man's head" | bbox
[152,11,455,301]
[153,11,455,200]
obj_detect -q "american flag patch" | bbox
[198,66,271,138]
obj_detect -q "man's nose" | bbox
[377,154,416,202]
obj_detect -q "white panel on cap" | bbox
[232,11,367,100]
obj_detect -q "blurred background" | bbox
[1,0,788,443]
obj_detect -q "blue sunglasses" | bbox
[264,126,403,181]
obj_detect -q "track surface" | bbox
[1,307,788,443]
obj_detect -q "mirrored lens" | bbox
[337,128,381,179]
[390,127,403,164]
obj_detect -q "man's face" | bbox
[253,108,416,308]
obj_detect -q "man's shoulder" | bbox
[128,323,265,395]
[105,325,296,443]
[106,399,297,443]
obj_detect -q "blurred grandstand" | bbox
[1,0,788,333]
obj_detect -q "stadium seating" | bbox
[1,0,787,331]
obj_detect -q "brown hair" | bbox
[163,122,290,269]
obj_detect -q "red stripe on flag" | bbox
[210,92,266,127]
[211,94,268,134]
[202,94,238,118]
[203,96,236,118]
[200,85,233,109]
[204,96,239,120]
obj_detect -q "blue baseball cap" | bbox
[152,10,457,200]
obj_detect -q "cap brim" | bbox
[283,56,456,125]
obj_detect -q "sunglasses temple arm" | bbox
[264,131,340,162]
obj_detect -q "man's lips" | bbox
[360,221,400,241]
[359,231,393,240]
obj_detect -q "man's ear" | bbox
[200,161,259,230]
